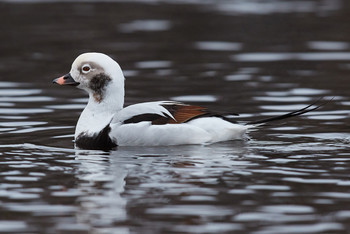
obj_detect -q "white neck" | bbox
[75,80,125,139]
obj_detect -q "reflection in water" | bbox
[70,141,350,233]
[1,0,350,233]
[76,152,128,233]
[74,144,250,233]
[1,135,350,233]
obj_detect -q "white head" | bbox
[54,52,125,104]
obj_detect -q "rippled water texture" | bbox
[1,0,350,233]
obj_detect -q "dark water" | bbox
[1,1,350,233]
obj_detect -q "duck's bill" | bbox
[53,73,80,86]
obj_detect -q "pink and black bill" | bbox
[53,73,80,86]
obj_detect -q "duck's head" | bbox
[53,52,125,103]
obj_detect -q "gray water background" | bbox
[0,0,350,233]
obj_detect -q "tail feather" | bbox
[245,97,331,126]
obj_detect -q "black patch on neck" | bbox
[75,124,117,150]
[89,73,112,102]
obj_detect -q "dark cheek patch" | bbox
[89,73,112,103]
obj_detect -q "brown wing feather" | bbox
[160,104,208,124]
[123,103,237,125]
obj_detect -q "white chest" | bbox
[75,107,114,139]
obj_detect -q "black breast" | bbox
[75,125,117,150]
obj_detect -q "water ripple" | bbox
[118,19,172,33]
[0,2,350,233]
[232,52,350,62]
[194,41,242,51]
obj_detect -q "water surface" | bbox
[0,1,350,233]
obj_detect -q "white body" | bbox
[60,53,249,148]
[109,102,248,146]
[75,99,248,146]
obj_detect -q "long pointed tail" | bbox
[245,97,331,126]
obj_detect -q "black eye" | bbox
[82,65,90,72]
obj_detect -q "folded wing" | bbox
[112,101,236,125]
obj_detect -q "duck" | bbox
[53,52,324,150]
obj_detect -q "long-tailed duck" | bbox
[53,52,323,150]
